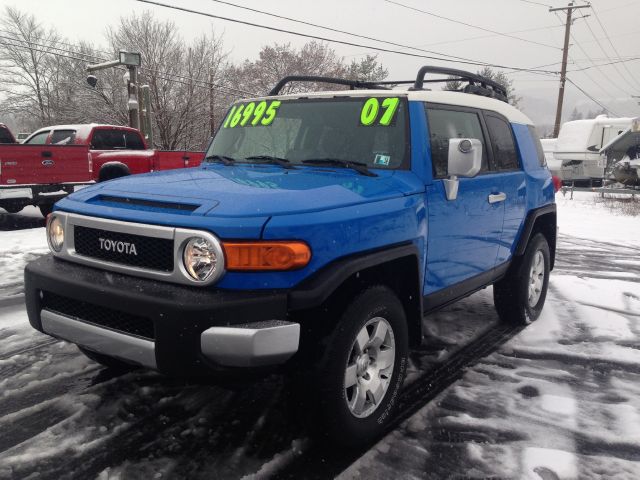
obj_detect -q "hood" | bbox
[66,164,424,218]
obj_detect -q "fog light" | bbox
[46,215,64,252]
[183,236,222,282]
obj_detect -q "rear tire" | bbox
[78,346,138,371]
[314,285,408,447]
[494,233,550,325]
[98,163,130,182]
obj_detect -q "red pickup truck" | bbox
[1,124,204,216]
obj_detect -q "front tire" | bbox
[38,204,53,218]
[316,286,408,447]
[494,233,550,325]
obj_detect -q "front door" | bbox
[423,105,505,296]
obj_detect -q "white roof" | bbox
[246,89,534,125]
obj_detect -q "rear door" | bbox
[0,144,91,185]
[483,112,526,265]
[423,104,505,296]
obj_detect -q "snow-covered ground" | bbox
[1,193,640,479]
[342,193,640,479]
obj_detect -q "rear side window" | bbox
[425,106,488,178]
[528,125,547,167]
[50,129,76,145]
[124,131,145,150]
[485,115,519,171]
[92,130,145,150]
[25,131,50,145]
[0,127,14,143]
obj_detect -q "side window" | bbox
[425,107,488,178]
[50,130,76,145]
[528,125,547,167]
[124,131,145,150]
[91,130,126,150]
[485,115,519,171]
[25,131,50,145]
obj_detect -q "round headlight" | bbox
[183,237,221,282]
[47,215,64,252]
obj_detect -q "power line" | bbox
[568,56,640,72]
[135,0,561,74]
[207,0,561,69]
[590,6,640,90]
[383,0,561,50]
[415,24,564,48]
[207,0,477,62]
[0,37,254,96]
[565,77,620,116]
[577,12,639,93]
[517,0,553,7]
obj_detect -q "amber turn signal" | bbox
[223,241,311,271]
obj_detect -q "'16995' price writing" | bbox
[223,101,282,128]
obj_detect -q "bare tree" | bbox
[477,66,521,107]
[443,76,463,91]
[0,7,61,124]
[344,55,388,83]
[235,41,348,95]
[107,12,229,150]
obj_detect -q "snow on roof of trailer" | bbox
[249,89,534,125]
[556,116,635,152]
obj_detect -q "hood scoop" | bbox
[90,195,203,215]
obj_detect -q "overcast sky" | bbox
[2,0,639,125]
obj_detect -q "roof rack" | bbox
[412,66,508,103]
[269,76,390,95]
[268,66,509,103]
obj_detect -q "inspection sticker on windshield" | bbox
[374,153,391,166]
[223,100,282,128]
[360,97,400,126]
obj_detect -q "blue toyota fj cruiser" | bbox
[25,66,556,445]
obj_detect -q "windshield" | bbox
[206,97,409,169]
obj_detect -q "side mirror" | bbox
[448,138,482,177]
[443,138,482,201]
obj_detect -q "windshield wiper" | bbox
[204,154,236,166]
[244,155,296,169]
[301,158,378,177]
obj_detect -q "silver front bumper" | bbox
[41,309,299,370]
[201,321,300,367]
[41,309,157,368]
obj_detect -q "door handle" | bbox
[41,151,52,158]
[488,192,506,204]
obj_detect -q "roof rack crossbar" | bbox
[267,66,509,103]
[412,66,508,103]
[269,76,389,95]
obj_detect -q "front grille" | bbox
[74,225,174,272]
[42,291,155,340]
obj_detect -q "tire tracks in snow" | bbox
[273,321,523,480]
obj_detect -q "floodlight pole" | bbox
[550,2,592,137]
[127,66,140,130]
[87,51,142,131]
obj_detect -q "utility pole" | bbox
[140,85,154,147]
[127,65,140,130]
[550,2,591,137]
